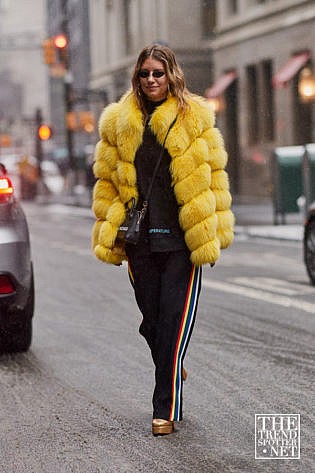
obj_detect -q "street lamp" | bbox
[298,67,315,104]
[297,67,315,213]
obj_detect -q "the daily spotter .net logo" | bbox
[255,414,300,460]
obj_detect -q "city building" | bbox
[46,0,95,168]
[89,1,315,199]
[1,1,314,198]
[0,0,48,155]
[88,0,214,102]
[206,0,315,196]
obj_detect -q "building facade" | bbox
[0,0,48,155]
[88,0,214,102]
[1,1,314,197]
[88,0,315,198]
[206,0,315,197]
[46,0,94,164]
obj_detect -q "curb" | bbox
[234,225,303,242]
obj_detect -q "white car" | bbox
[41,160,64,194]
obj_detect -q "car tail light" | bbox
[0,177,13,195]
[0,275,15,294]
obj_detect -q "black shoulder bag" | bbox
[116,116,177,246]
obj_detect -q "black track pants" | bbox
[127,249,202,421]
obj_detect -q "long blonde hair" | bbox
[131,44,190,118]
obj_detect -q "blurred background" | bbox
[0,0,314,204]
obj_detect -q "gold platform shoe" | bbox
[152,419,174,436]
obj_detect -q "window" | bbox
[246,65,259,144]
[246,60,275,144]
[249,0,271,6]
[0,0,9,11]
[225,77,240,194]
[261,60,275,141]
[293,64,313,145]
[123,0,132,55]
[201,0,216,37]
[228,0,238,15]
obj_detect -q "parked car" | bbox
[0,154,38,200]
[304,202,315,286]
[41,160,64,194]
[0,163,34,352]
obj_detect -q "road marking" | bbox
[230,277,315,296]
[203,279,315,314]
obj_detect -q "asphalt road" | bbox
[0,202,314,473]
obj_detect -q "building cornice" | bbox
[210,3,315,51]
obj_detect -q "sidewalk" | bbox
[232,201,304,242]
[36,191,305,242]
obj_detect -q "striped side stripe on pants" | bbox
[169,265,202,421]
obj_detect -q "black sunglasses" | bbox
[138,69,165,79]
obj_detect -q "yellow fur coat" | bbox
[91,91,234,266]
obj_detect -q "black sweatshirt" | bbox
[131,100,187,253]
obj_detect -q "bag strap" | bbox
[143,115,178,204]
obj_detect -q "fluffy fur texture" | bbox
[92,91,234,266]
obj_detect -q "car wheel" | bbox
[304,220,315,285]
[0,265,34,353]
[0,318,33,353]
[24,263,35,319]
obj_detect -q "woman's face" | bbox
[138,57,169,102]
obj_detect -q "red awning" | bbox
[273,51,311,89]
[205,71,237,98]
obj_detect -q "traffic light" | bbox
[54,34,68,65]
[38,124,53,141]
[0,134,12,147]
[42,38,56,65]
[65,111,95,132]
[66,112,79,131]
[79,111,95,133]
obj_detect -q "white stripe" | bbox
[203,279,315,314]
[230,277,315,296]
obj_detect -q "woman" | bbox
[92,44,234,436]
